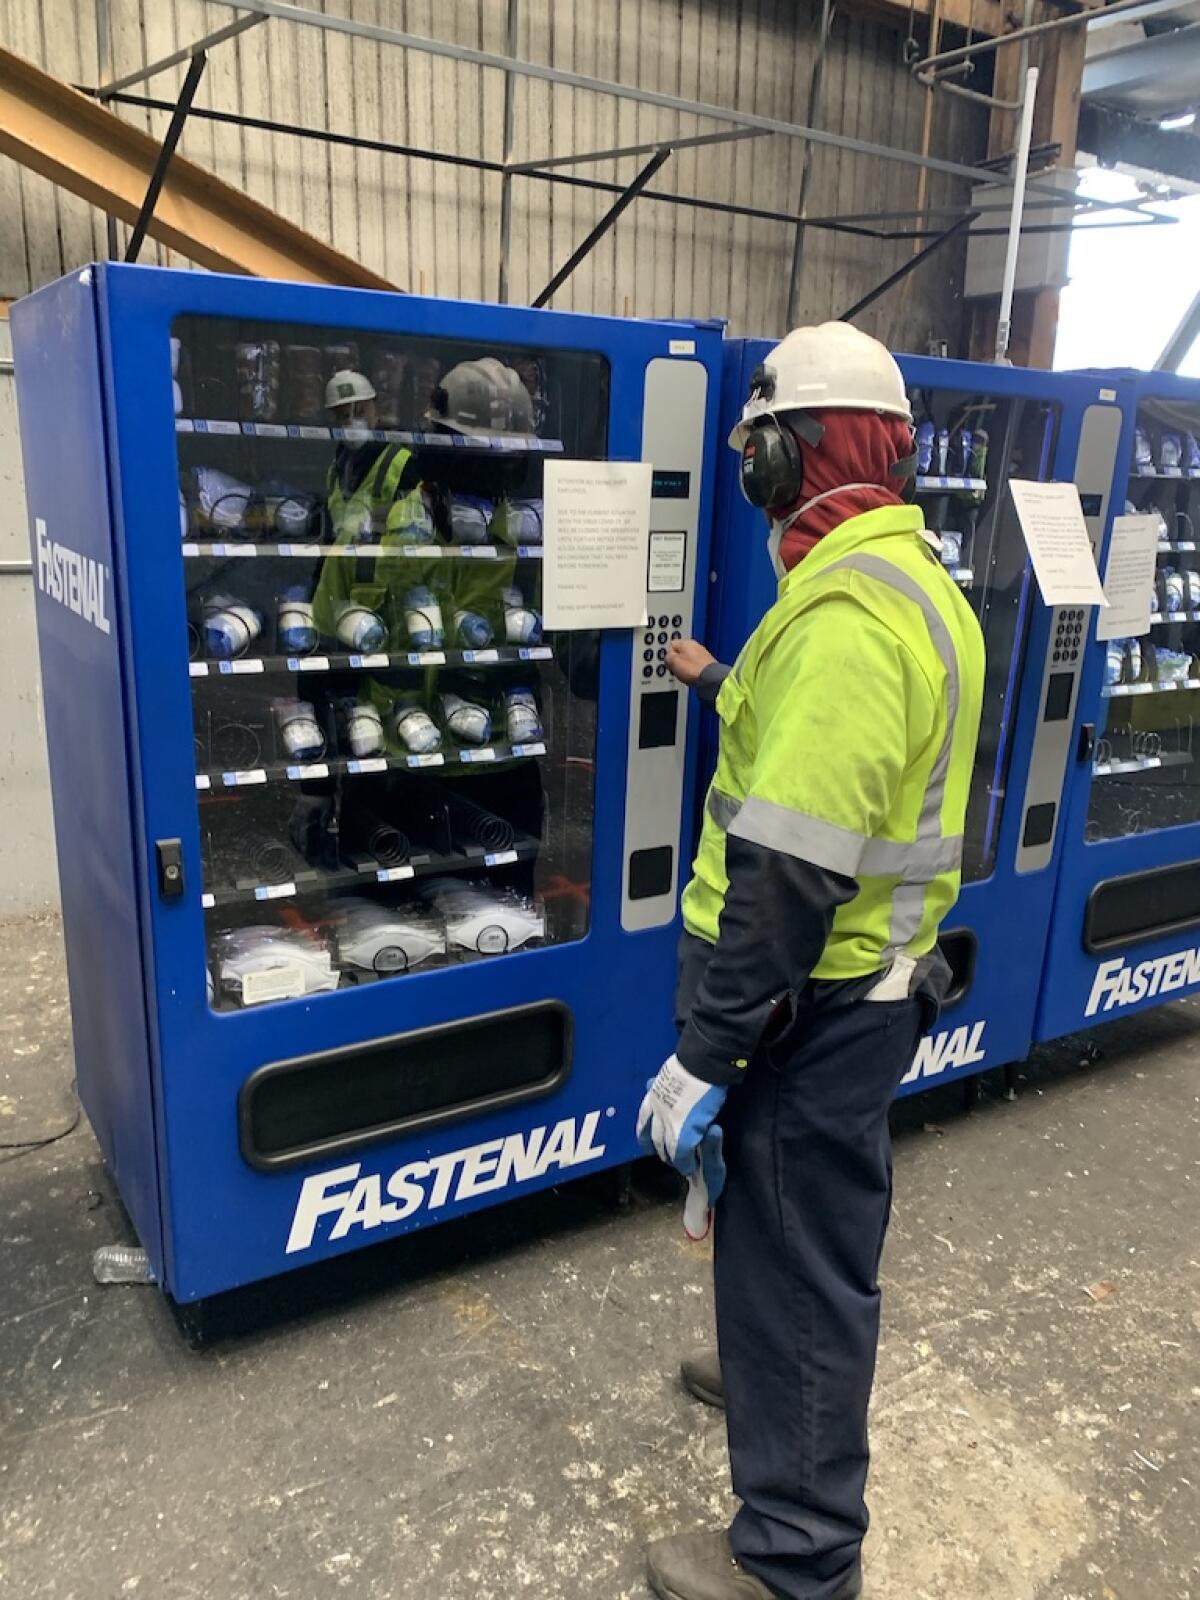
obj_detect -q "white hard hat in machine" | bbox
[728,322,912,450]
[325,369,377,410]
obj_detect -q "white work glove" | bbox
[636,1054,727,1238]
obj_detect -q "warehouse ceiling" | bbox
[1083,5,1200,118]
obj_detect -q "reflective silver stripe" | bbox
[859,832,963,880]
[886,881,928,953]
[728,796,867,875]
[729,801,962,880]
[819,550,962,955]
[707,786,742,831]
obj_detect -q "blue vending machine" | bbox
[708,341,1127,1097]
[12,264,722,1304]
[1037,370,1200,1039]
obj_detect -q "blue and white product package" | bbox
[492,498,545,546]
[339,698,385,758]
[203,594,262,659]
[277,586,319,654]
[1134,427,1154,473]
[262,483,319,541]
[441,691,491,746]
[1105,640,1125,687]
[333,600,387,653]
[1163,567,1186,615]
[935,428,951,475]
[390,694,442,754]
[190,466,255,534]
[1155,646,1193,684]
[393,487,437,545]
[915,419,935,474]
[453,608,493,649]
[939,531,963,569]
[502,584,542,644]
[447,494,494,546]
[273,698,326,762]
[1160,432,1183,473]
[403,585,444,649]
[503,687,544,744]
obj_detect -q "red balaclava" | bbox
[774,408,916,573]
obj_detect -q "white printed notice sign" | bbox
[542,460,653,630]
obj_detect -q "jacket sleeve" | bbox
[695,661,731,704]
[676,593,937,1085]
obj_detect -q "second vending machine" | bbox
[13,265,721,1303]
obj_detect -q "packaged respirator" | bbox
[273,699,326,762]
[215,925,338,1007]
[335,899,446,976]
[204,595,262,659]
[420,879,544,955]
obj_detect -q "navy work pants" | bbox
[675,933,927,1600]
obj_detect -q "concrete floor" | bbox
[1,914,1197,1600]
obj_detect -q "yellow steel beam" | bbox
[0,44,396,290]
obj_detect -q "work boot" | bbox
[646,1530,863,1600]
[680,1346,725,1409]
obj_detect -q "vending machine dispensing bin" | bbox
[13,265,721,1302]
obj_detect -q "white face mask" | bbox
[766,483,878,578]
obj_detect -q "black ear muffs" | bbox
[740,419,804,510]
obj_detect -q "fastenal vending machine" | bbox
[13,264,720,1304]
[1036,368,1200,1039]
[708,342,1126,1098]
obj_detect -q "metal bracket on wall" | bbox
[532,148,673,309]
[124,51,207,265]
[837,212,979,322]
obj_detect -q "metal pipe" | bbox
[786,0,836,329]
[912,0,1195,78]
[98,12,265,96]
[510,126,765,175]
[914,67,1023,111]
[995,67,1039,365]
[198,0,1090,208]
[0,561,32,576]
[0,356,13,374]
[97,89,1173,241]
[497,0,519,304]
[1156,286,1200,371]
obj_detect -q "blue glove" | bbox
[683,1125,726,1241]
[637,1054,727,1206]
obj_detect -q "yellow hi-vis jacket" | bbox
[678,503,985,1083]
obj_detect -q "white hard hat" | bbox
[325,369,377,410]
[728,322,912,450]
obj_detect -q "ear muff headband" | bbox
[739,419,804,509]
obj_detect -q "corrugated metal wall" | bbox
[0,0,985,348]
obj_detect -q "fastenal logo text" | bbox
[1085,945,1200,1017]
[900,1020,986,1086]
[34,518,111,635]
[286,1110,608,1254]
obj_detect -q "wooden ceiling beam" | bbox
[0,44,396,290]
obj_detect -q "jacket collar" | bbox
[778,504,930,596]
